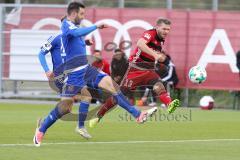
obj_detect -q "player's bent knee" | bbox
[153,82,166,95]
[74,94,92,103]
[80,95,92,103]
[80,87,92,103]
[58,98,74,114]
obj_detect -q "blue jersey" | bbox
[38,32,107,96]
[61,19,97,70]
[39,33,66,72]
[38,33,66,92]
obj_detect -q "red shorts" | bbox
[121,67,159,90]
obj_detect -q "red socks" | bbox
[159,91,172,106]
[97,97,117,118]
[97,92,172,118]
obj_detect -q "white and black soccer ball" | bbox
[188,66,207,84]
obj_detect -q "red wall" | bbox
[3,7,240,90]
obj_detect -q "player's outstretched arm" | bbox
[69,25,98,37]
[69,24,107,37]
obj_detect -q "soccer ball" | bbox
[188,66,207,84]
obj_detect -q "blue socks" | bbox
[39,105,62,133]
[78,101,90,128]
[113,92,141,118]
[39,93,138,134]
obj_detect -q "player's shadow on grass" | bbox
[60,105,101,121]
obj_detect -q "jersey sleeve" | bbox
[61,20,97,37]
[38,50,50,72]
[141,30,154,43]
[40,36,55,54]
[61,20,77,36]
[38,35,57,72]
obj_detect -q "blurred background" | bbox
[0,0,240,109]
[3,0,240,10]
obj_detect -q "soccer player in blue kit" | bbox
[33,2,157,147]
[38,32,96,139]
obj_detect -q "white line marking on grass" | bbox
[1,139,240,147]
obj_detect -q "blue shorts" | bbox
[85,65,107,89]
[61,67,87,97]
[61,65,107,97]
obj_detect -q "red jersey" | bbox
[92,59,110,75]
[129,29,164,67]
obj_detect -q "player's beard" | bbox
[157,31,165,41]
[74,17,82,25]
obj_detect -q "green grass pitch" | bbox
[0,102,240,160]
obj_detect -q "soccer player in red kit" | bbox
[89,18,180,127]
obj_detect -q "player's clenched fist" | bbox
[154,52,166,63]
[45,71,54,80]
[97,24,108,29]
